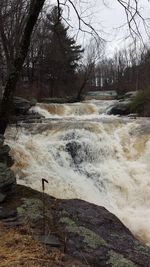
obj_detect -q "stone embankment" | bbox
[0,135,16,204]
[1,181,150,266]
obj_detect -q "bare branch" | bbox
[116,0,150,44]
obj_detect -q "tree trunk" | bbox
[0,0,46,134]
[77,79,87,101]
[77,66,93,101]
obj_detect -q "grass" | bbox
[0,222,86,267]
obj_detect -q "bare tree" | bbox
[77,38,105,100]
[0,0,46,134]
[116,0,150,43]
[0,0,30,72]
[0,0,149,134]
[0,0,102,134]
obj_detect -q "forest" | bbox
[0,0,149,135]
[0,0,150,106]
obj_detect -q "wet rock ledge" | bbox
[0,135,16,204]
[1,184,150,267]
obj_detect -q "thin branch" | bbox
[116,0,150,45]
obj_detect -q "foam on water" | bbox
[31,100,116,119]
[5,100,150,246]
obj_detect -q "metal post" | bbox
[42,178,49,236]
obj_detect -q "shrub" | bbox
[30,98,37,106]
[130,88,150,116]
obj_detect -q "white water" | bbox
[5,100,150,246]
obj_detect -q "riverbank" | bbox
[1,184,150,267]
[0,221,83,267]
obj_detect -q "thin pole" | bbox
[42,178,49,235]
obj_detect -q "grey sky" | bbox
[50,0,150,54]
[93,0,150,53]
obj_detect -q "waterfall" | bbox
[30,100,116,118]
[5,100,150,246]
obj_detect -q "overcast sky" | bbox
[49,0,150,55]
[93,0,150,53]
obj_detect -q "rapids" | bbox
[5,100,150,246]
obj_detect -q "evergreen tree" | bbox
[41,6,83,97]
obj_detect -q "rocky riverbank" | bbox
[1,183,150,267]
[0,135,16,204]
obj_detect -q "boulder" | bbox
[0,193,6,203]
[108,100,131,116]
[66,141,82,165]
[13,96,31,115]
[0,144,13,167]
[0,210,17,219]
[124,91,138,99]
[57,199,150,267]
[108,91,139,116]
[0,135,16,198]
[6,185,150,267]
[0,97,32,115]
[0,134,4,146]
[0,163,16,194]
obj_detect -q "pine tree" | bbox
[42,6,83,97]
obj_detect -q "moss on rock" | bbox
[107,250,137,267]
[17,198,44,221]
[60,216,107,249]
[134,240,150,255]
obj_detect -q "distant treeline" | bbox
[0,1,150,101]
[93,46,150,95]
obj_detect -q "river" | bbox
[5,100,150,246]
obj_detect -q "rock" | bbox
[14,112,43,123]
[0,210,17,219]
[34,234,61,247]
[5,185,150,267]
[0,193,6,203]
[4,220,23,228]
[128,113,138,119]
[2,216,19,223]
[108,91,139,116]
[17,198,44,222]
[57,199,150,267]
[0,97,31,115]
[124,91,138,100]
[0,144,13,167]
[0,135,4,146]
[0,138,16,202]
[108,100,131,116]
[13,96,31,115]
[66,141,82,165]
[0,163,16,194]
